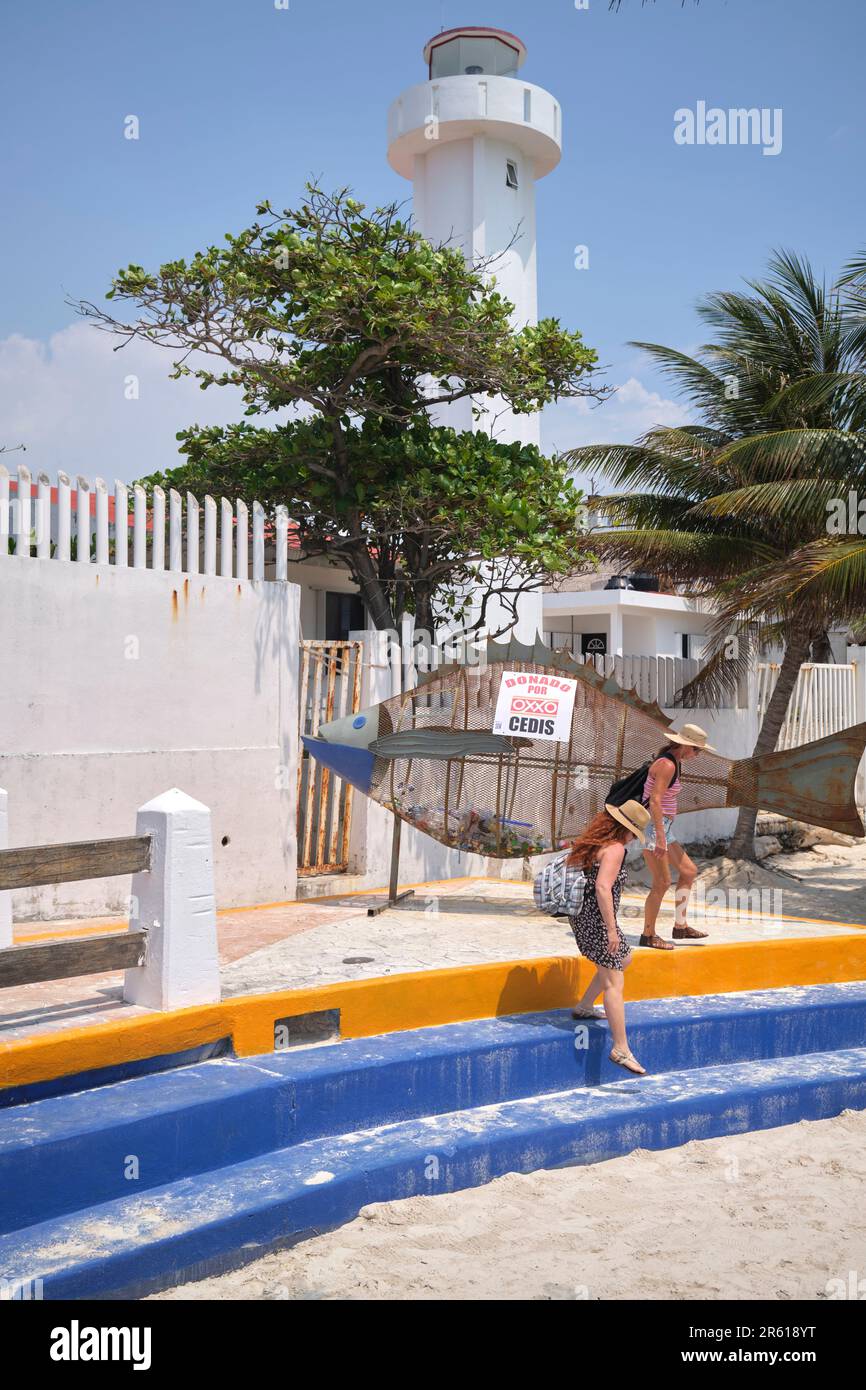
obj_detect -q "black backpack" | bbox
[606,753,679,807]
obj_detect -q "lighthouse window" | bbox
[429,35,520,80]
[506,160,519,189]
[523,89,532,122]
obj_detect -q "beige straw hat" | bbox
[664,722,715,752]
[604,799,652,844]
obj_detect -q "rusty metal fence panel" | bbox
[297,640,363,875]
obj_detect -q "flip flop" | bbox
[610,1046,646,1076]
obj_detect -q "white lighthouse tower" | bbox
[387,26,562,449]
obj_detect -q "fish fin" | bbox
[369,730,521,760]
[415,635,674,728]
[749,722,866,837]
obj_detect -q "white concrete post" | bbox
[235,500,248,580]
[203,496,217,576]
[609,604,623,658]
[94,478,110,564]
[219,498,233,577]
[15,463,31,558]
[151,486,166,571]
[36,472,52,559]
[75,474,90,565]
[123,788,221,1009]
[114,481,129,568]
[275,505,288,581]
[56,471,71,560]
[0,788,11,948]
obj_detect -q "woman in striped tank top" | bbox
[640,722,714,949]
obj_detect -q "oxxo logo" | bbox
[511,698,558,716]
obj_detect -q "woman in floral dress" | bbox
[568,798,651,1075]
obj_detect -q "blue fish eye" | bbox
[352,715,367,729]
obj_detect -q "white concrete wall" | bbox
[654,612,708,657]
[545,602,709,659]
[621,613,656,655]
[0,557,301,920]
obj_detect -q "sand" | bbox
[150,1108,866,1301]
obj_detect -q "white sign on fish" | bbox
[492,670,578,743]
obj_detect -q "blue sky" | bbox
[2,0,864,485]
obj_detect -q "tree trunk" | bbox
[414,585,434,643]
[727,632,812,859]
[345,544,396,633]
[810,630,834,662]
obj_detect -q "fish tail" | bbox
[736,722,866,837]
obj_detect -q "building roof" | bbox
[422,27,527,68]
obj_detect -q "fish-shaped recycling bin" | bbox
[303,636,866,857]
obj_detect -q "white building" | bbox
[543,568,711,664]
[387,26,561,450]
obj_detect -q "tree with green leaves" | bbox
[77,184,601,634]
[566,249,866,858]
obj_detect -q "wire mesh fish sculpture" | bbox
[303,636,866,856]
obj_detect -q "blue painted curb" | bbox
[0,1037,233,1110]
[2,982,866,1235]
[2,1045,866,1299]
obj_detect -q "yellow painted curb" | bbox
[2,934,866,1094]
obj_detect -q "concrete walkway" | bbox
[2,859,864,1043]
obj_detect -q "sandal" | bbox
[609,1046,646,1076]
[638,933,674,950]
[672,925,709,939]
[571,1005,604,1020]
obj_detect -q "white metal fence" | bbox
[1,463,289,581]
[543,642,746,709]
[756,662,857,749]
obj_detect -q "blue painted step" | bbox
[2,1045,866,1300]
[3,981,866,1235]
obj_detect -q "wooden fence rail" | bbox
[0,834,152,892]
[0,788,220,1010]
[0,931,147,990]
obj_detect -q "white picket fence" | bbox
[548,647,745,709]
[0,463,289,581]
[756,662,858,749]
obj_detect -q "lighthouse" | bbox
[387,27,562,448]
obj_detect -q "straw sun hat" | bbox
[664,722,715,752]
[604,799,652,844]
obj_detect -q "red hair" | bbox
[566,810,631,870]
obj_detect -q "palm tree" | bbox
[565,250,866,858]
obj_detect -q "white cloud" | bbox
[541,376,693,493]
[1,330,693,502]
[0,322,253,485]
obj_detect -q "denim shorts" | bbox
[642,815,677,853]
